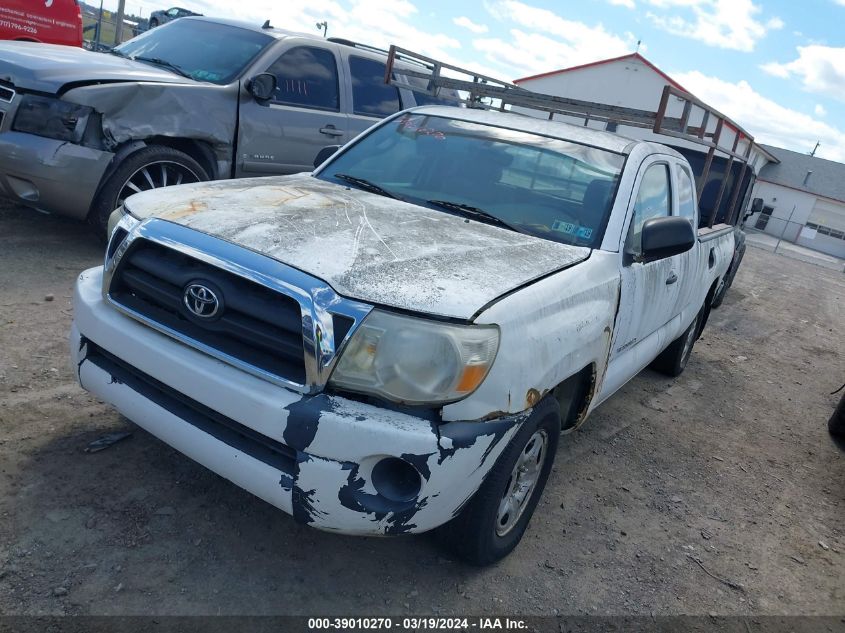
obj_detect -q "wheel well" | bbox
[144,137,218,179]
[552,364,596,431]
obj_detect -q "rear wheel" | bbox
[711,247,744,308]
[88,145,208,239]
[829,391,845,438]
[149,18,159,28]
[651,310,700,377]
[436,396,560,565]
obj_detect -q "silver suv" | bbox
[0,17,454,234]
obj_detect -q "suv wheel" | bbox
[436,396,560,565]
[89,145,208,239]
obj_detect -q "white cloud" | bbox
[673,70,845,162]
[608,0,636,8]
[815,104,827,117]
[453,16,488,34]
[479,0,637,77]
[761,45,845,103]
[645,0,783,52]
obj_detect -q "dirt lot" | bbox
[1,198,843,618]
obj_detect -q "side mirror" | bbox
[638,216,695,263]
[313,145,341,169]
[248,73,277,101]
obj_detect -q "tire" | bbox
[651,310,701,377]
[436,396,560,566]
[829,391,845,438]
[711,247,745,308]
[149,18,159,28]
[88,145,208,239]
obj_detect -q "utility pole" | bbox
[810,141,820,157]
[95,0,103,50]
[114,0,126,46]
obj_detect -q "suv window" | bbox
[349,56,400,117]
[627,163,671,256]
[267,46,340,111]
[676,165,696,226]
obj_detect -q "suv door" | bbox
[342,53,404,138]
[600,158,686,398]
[237,43,348,176]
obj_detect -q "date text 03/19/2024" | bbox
[307,617,528,630]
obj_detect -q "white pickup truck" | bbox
[71,105,733,564]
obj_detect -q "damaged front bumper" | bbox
[0,131,113,220]
[71,267,524,535]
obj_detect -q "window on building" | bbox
[267,46,339,111]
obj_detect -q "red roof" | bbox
[513,52,690,95]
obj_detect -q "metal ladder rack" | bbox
[384,45,757,228]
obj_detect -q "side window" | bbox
[626,163,672,256]
[676,165,697,226]
[267,46,340,111]
[349,56,400,117]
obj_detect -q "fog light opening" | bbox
[371,457,422,503]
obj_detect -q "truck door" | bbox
[600,158,685,398]
[237,43,349,176]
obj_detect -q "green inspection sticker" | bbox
[552,220,592,240]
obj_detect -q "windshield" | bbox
[114,19,273,84]
[318,113,625,248]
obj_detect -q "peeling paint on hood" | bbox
[123,174,591,319]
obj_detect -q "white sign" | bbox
[800,226,817,240]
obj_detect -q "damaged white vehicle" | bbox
[71,106,732,564]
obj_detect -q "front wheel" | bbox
[88,145,208,239]
[436,397,560,565]
[149,18,159,28]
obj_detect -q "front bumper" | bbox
[71,266,524,535]
[0,129,113,220]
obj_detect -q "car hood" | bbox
[123,174,591,320]
[0,41,192,94]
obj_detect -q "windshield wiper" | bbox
[334,174,401,200]
[426,199,520,233]
[107,48,127,57]
[132,56,194,80]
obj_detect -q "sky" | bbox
[105,0,845,162]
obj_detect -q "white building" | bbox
[747,145,845,259]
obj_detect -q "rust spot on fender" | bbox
[526,388,541,408]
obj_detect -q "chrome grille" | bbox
[103,218,372,392]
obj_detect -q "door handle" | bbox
[319,125,344,137]
[666,272,678,285]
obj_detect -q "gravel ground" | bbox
[0,198,843,617]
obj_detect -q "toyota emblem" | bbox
[183,283,220,319]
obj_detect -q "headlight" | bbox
[329,310,499,405]
[13,95,93,143]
